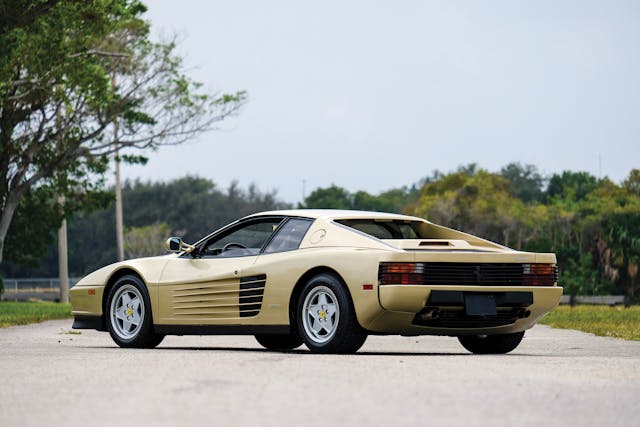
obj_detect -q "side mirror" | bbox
[166,237,196,254]
[164,237,192,252]
[165,237,183,252]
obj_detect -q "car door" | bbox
[156,217,284,325]
[247,217,315,324]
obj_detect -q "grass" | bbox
[0,301,72,328]
[540,305,640,341]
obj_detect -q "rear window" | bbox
[335,219,422,239]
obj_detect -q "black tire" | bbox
[458,331,525,354]
[255,333,303,351]
[296,273,367,354]
[105,275,164,348]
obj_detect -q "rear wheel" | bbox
[255,333,303,351]
[458,331,525,354]
[106,275,164,348]
[296,273,367,354]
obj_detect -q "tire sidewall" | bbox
[458,331,525,354]
[254,333,303,351]
[106,275,155,348]
[296,273,359,353]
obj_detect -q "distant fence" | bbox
[1,278,81,302]
[559,295,629,307]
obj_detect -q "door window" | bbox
[201,218,283,257]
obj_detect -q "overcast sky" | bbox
[120,0,640,203]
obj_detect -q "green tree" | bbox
[409,169,538,248]
[353,188,418,213]
[546,171,601,201]
[302,184,418,213]
[0,0,246,264]
[124,222,170,259]
[500,162,545,202]
[301,185,352,209]
[0,0,68,34]
[606,213,640,297]
[532,174,640,296]
[4,185,111,268]
[597,178,640,299]
[623,168,640,195]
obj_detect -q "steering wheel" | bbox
[222,242,247,252]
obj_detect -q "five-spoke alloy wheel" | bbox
[110,284,145,340]
[302,286,340,344]
[106,275,164,348]
[296,273,367,354]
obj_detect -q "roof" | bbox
[245,209,427,222]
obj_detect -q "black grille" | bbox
[413,309,526,328]
[425,263,525,286]
[239,275,266,317]
[379,262,558,286]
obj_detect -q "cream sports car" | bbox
[70,209,562,354]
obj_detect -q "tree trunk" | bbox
[0,188,22,264]
[628,263,638,300]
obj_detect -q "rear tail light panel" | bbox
[378,262,558,286]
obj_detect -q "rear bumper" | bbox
[368,285,562,335]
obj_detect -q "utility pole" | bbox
[115,145,124,261]
[113,75,124,261]
[56,106,69,303]
[57,206,69,303]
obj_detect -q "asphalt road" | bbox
[1,320,639,427]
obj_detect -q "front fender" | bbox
[70,255,176,319]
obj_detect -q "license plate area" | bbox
[464,294,497,316]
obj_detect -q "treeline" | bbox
[3,164,639,300]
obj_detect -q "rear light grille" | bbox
[379,262,558,286]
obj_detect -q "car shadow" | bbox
[158,347,474,356]
[88,345,540,356]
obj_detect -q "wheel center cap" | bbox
[126,307,133,317]
[319,310,326,319]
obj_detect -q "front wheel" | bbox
[296,273,367,354]
[106,275,164,348]
[458,331,525,354]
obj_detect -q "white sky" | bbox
[120,0,640,203]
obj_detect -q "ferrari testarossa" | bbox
[70,209,562,354]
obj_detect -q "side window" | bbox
[263,218,313,254]
[202,218,283,257]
